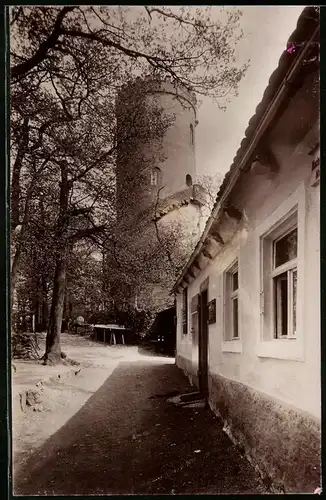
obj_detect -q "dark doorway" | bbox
[198,286,209,398]
[146,306,176,356]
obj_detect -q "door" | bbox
[198,287,209,398]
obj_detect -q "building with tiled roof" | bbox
[173,6,320,493]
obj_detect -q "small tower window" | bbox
[186,174,193,187]
[190,124,194,146]
[150,167,161,186]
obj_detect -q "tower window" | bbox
[190,124,194,146]
[150,167,161,186]
[186,174,193,187]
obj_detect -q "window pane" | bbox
[274,272,288,337]
[190,124,194,145]
[232,297,238,338]
[292,269,297,336]
[151,171,157,185]
[274,228,297,267]
[232,271,238,291]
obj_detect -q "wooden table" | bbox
[92,324,127,345]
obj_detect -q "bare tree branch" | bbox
[11,7,76,78]
[11,117,30,229]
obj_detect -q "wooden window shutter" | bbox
[191,294,199,313]
[182,288,188,334]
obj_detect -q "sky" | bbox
[195,6,304,179]
[11,6,304,183]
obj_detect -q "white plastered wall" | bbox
[176,93,320,420]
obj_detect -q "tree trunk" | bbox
[39,195,49,332]
[41,277,49,331]
[43,161,71,365]
[11,118,29,230]
[44,242,68,364]
[11,222,29,299]
[62,283,70,332]
[11,180,34,318]
[11,247,22,301]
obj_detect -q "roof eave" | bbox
[172,7,319,295]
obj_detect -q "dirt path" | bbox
[13,353,267,495]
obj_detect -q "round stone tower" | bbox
[116,75,198,224]
[114,75,209,312]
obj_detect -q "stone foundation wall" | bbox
[209,373,321,493]
[175,354,199,389]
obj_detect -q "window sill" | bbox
[256,339,304,361]
[222,340,243,353]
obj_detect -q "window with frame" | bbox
[261,211,298,341]
[190,124,194,146]
[190,294,199,338]
[272,226,297,338]
[182,287,188,335]
[150,167,161,186]
[224,261,239,340]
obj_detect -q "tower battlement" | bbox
[117,75,197,117]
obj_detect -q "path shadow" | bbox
[13,361,266,496]
[138,343,175,358]
[13,361,188,496]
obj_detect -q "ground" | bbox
[12,334,267,495]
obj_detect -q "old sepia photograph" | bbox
[9,5,320,495]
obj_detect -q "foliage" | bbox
[11,6,248,104]
[12,332,42,359]
[196,172,223,210]
[117,307,153,337]
[10,6,249,362]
